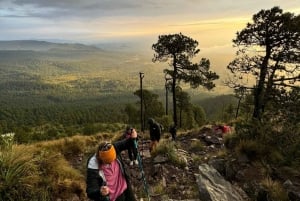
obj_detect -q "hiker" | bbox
[123,126,138,166]
[215,125,231,135]
[147,118,161,153]
[169,124,177,141]
[221,125,231,134]
[86,129,138,201]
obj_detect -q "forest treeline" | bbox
[0,86,236,143]
[0,61,231,142]
[0,41,236,143]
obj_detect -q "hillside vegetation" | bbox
[1,123,299,201]
[0,40,233,140]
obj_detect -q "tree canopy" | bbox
[133,89,164,128]
[227,6,300,120]
[152,33,219,127]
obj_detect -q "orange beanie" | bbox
[99,145,116,164]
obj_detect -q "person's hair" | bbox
[126,126,133,133]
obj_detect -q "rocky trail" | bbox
[75,126,300,201]
[122,141,198,201]
[121,126,300,201]
[121,127,231,201]
[123,141,199,201]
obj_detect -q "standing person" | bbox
[147,118,161,153]
[123,126,138,166]
[169,124,177,141]
[86,129,138,201]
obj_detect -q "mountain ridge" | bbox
[0,40,101,52]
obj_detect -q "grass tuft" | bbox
[151,139,187,168]
[261,177,289,201]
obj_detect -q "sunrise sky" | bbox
[0,0,299,93]
[1,0,299,47]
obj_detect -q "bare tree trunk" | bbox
[172,56,178,127]
[172,77,177,126]
[235,97,241,119]
[179,108,182,128]
[253,47,270,120]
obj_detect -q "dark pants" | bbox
[127,139,138,161]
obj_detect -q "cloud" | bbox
[3,0,297,19]
[3,0,169,19]
[0,0,299,42]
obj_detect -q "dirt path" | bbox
[122,136,206,201]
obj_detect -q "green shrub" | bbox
[235,140,263,161]
[62,137,86,155]
[151,139,187,168]
[0,146,41,201]
[189,140,205,152]
[283,140,300,167]
[152,181,165,195]
[228,119,298,167]
[0,133,91,201]
[0,135,14,150]
[224,133,240,150]
[268,150,284,165]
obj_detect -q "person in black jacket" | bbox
[86,129,138,201]
[169,124,177,141]
[147,118,161,153]
[123,126,138,166]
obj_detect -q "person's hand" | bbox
[131,128,137,139]
[100,185,109,196]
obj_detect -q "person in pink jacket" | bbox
[86,129,138,201]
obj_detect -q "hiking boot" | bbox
[134,159,138,165]
[130,161,133,166]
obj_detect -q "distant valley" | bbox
[0,40,237,135]
[0,40,232,103]
[0,40,167,100]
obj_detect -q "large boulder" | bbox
[195,164,249,201]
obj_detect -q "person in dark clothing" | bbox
[169,124,177,141]
[86,129,138,201]
[147,118,161,153]
[123,126,138,166]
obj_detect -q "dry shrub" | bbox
[189,139,205,152]
[34,149,85,200]
[56,179,85,199]
[261,177,289,201]
[152,139,187,168]
[0,145,41,200]
[235,140,264,161]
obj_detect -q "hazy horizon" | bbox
[1,1,300,94]
[0,39,241,95]
[1,1,299,45]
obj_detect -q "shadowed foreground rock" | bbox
[196,164,249,201]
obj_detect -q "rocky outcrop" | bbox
[195,164,249,201]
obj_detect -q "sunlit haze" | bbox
[1,0,299,44]
[1,0,299,93]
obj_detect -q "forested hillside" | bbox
[0,40,232,141]
[0,41,163,94]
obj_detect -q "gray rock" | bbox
[195,164,249,201]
